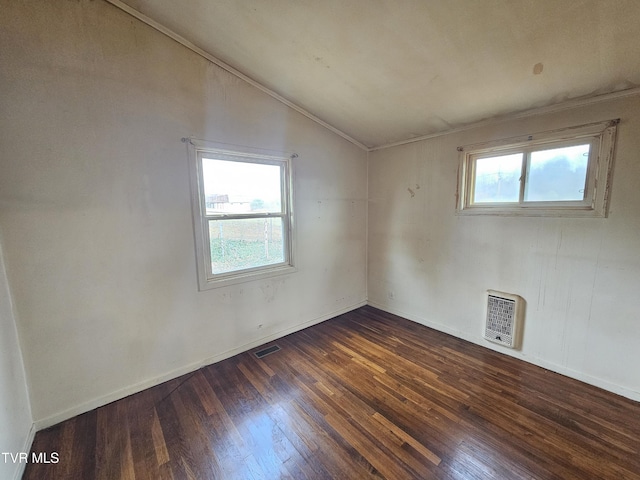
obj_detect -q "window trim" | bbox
[456,119,619,217]
[187,139,296,290]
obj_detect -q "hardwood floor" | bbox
[24,306,640,479]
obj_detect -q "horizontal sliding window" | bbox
[473,153,522,203]
[457,120,618,217]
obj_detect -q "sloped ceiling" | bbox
[118,0,640,149]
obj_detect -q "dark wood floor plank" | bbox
[202,360,296,479]
[23,306,640,479]
[234,358,335,479]
[67,410,98,480]
[261,344,387,479]
[169,380,223,480]
[273,334,444,478]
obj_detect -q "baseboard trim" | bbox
[11,422,36,480]
[34,300,366,430]
[367,300,640,402]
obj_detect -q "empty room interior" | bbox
[2,0,640,478]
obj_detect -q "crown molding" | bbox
[104,0,369,151]
[369,87,640,152]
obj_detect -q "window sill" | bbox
[456,205,605,217]
[198,265,297,291]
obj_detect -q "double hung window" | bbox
[188,142,295,289]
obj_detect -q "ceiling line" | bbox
[370,87,640,152]
[103,0,369,151]
[104,1,640,154]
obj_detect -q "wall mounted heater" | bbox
[484,290,524,349]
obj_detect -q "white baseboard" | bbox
[367,300,640,402]
[34,300,366,430]
[11,423,36,480]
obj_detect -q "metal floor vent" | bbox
[254,344,281,359]
[484,290,524,349]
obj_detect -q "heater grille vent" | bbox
[484,291,523,348]
[254,345,280,358]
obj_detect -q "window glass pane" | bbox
[209,218,285,274]
[202,158,282,214]
[525,144,589,202]
[473,153,522,203]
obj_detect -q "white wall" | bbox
[0,0,367,427]
[368,95,640,400]
[0,230,33,480]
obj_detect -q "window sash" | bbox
[198,153,288,218]
[205,216,290,279]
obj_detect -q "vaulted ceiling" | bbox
[118,0,640,149]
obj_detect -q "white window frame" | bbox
[186,139,296,290]
[456,119,619,217]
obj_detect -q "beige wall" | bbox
[0,230,32,480]
[0,0,367,427]
[368,95,640,400]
